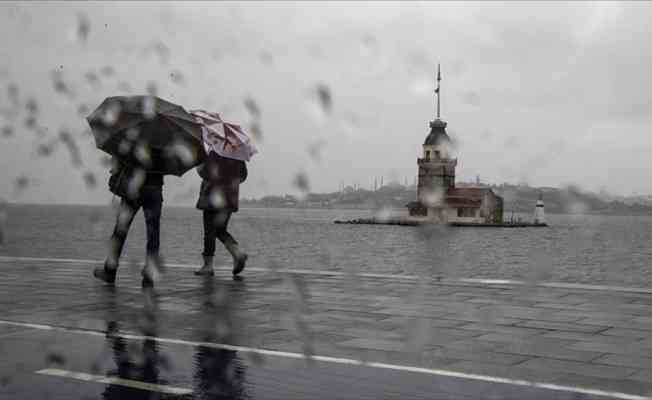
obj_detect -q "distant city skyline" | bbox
[2,2,652,205]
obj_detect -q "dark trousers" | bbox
[108,186,163,266]
[202,210,236,257]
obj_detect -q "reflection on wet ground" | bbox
[1,260,648,399]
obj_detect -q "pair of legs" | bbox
[195,209,247,276]
[95,187,163,286]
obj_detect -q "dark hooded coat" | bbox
[196,152,247,212]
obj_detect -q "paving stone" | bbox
[540,331,640,345]
[514,320,608,333]
[593,354,652,369]
[336,338,406,352]
[379,316,467,329]
[567,341,652,357]
[600,327,652,338]
[517,357,637,379]
[495,341,603,362]
[456,322,549,337]
[443,360,563,382]
[423,347,531,366]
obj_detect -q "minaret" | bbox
[534,192,545,224]
[414,64,457,212]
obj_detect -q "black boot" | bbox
[93,263,117,285]
[233,253,248,276]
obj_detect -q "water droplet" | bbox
[208,189,226,209]
[84,71,99,85]
[292,172,310,193]
[143,96,156,119]
[45,352,66,366]
[306,139,327,162]
[14,175,28,191]
[249,121,263,141]
[77,104,90,116]
[101,101,121,126]
[169,70,185,85]
[243,97,261,118]
[25,98,38,114]
[145,82,157,97]
[166,141,196,167]
[100,65,114,77]
[315,84,332,113]
[117,81,132,93]
[83,171,97,188]
[36,141,56,157]
[126,169,146,199]
[24,116,36,129]
[2,126,14,137]
[7,83,19,104]
[133,142,151,167]
[77,13,90,42]
[59,129,82,166]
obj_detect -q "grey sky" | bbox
[0,1,650,205]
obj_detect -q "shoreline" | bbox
[6,202,652,218]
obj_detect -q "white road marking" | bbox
[1,319,649,400]
[1,255,652,294]
[36,368,192,395]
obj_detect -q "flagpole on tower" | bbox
[435,63,441,119]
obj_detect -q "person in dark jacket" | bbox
[94,156,164,287]
[194,151,248,276]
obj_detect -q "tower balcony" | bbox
[418,157,457,165]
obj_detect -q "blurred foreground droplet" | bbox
[0,200,7,246]
[84,71,100,86]
[100,65,115,77]
[59,129,83,166]
[170,70,185,85]
[77,104,90,117]
[145,82,157,97]
[315,84,332,113]
[14,175,28,191]
[126,169,145,199]
[36,141,56,157]
[306,139,327,162]
[51,70,74,97]
[77,13,90,42]
[25,98,38,114]
[292,172,310,193]
[83,171,97,188]
[249,121,262,141]
[45,352,66,366]
[305,83,333,121]
[117,81,132,93]
[1,126,14,137]
[243,97,260,118]
[7,83,19,105]
[146,41,170,65]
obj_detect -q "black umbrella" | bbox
[87,96,206,176]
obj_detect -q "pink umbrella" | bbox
[189,109,258,162]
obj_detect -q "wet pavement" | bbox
[2,257,652,399]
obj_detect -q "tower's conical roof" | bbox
[424,118,451,146]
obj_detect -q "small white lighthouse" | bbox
[534,192,545,224]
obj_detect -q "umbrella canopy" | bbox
[189,110,258,162]
[87,96,206,176]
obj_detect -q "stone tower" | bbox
[416,64,457,207]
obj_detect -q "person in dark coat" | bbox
[194,151,248,276]
[93,155,164,287]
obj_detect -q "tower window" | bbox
[425,150,430,160]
